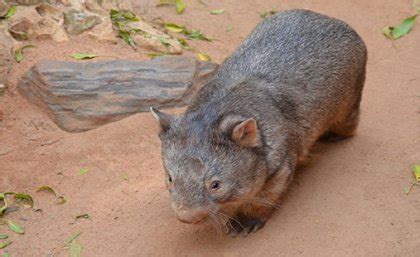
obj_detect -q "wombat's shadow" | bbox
[175,138,353,245]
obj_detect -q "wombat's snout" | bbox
[171,203,209,224]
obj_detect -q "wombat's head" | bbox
[151,107,268,224]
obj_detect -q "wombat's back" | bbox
[212,9,367,89]
[189,9,367,156]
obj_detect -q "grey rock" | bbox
[63,9,102,35]
[18,56,218,132]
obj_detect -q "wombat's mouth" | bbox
[177,215,208,224]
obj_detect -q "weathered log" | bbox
[18,56,218,132]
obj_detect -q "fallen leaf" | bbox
[36,185,59,197]
[210,9,225,15]
[65,232,83,245]
[157,0,185,14]
[164,22,210,41]
[110,9,141,50]
[158,36,170,47]
[70,53,97,60]
[164,23,185,33]
[382,26,393,39]
[13,193,34,208]
[75,214,90,220]
[197,51,211,62]
[260,7,277,19]
[0,234,8,239]
[0,241,12,249]
[0,6,16,19]
[8,220,24,234]
[36,185,66,205]
[122,172,129,181]
[383,15,417,40]
[56,196,66,205]
[146,52,166,59]
[69,240,82,257]
[413,164,420,181]
[177,38,192,50]
[14,45,35,63]
[78,167,89,175]
[414,0,420,12]
[175,0,185,14]
[189,30,211,41]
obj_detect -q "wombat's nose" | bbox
[172,204,208,224]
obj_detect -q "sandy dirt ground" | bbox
[1,0,419,256]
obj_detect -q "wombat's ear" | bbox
[231,118,261,147]
[150,107,171,133]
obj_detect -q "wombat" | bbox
[151,9,367,236]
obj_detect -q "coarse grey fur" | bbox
[151,9,367,236]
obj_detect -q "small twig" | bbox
[40,138,61,146]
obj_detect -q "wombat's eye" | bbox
[210,180,221,191]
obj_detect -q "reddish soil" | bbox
[1,0,419,256]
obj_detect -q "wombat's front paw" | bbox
[226,217,266,237]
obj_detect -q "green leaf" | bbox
[36,185,59,197]
[109,9,139,50]
[197,51,211,62]
[413,164,420,181]
[37,185,66,205]
[0,193,9,216]
[189,30,211,41]
[175,0,185,14]
[177,38,192,50]
[3,251,9,257]
[157,0,175,6]
[13,193,34,208]
[392,15,417,39]
[65,232,83,245]
[117,29,137,49]
[0,234,8,239]
[383,15,417,40]
[75,213,90,220]
[164,23,185,33]
[56,196,66,205]
[1,6,16,19]
[14,45,35,63]
[210,9,225,15]
[0,241,12,249]
[226,25,233,32]
[78,167,89,175]
[69,240,82,257]
[110,9,139,22]
[382,26,393,39]
[70,53,97,60]
[146,52,166,59]
[158,36,170,47]
[8,220,24,234]
[122,172,129,181]
[260,7,277,19]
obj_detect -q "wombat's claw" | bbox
[226,218,265,237]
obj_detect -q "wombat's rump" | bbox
[151,9,367,236]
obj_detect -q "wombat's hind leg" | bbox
[321,107,360,142]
